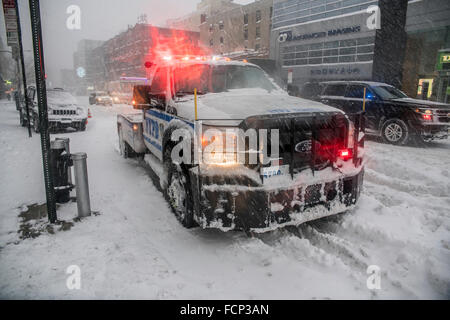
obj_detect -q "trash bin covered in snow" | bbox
[50,138,73,203]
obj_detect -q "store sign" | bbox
[436,52,450,71]
[278,25,361,43]
[310,67,361,76]
[2,0,18,46]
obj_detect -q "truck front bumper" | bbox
[190,168,364,232]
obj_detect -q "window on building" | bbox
[209,39,213,47]
[244,13,249,25]
[200,14,207,24]
[255,44,260,51]
[244,27,248,40]
[256,26,261,38]
[220,36,224,44]
[256,10,261,22]
[209,24,213,32]
[219,21,224,30]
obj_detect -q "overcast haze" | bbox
[0,0,254,86]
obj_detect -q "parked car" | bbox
[19,87,88,132]
[312,81,450,145]
[299,82,324,101]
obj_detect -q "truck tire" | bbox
[381,118,409,145]
[164,147,195,228]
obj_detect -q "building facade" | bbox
[167,0,240,32]
[200,0,273,57]
[402,0,450,102]
[270,0,409,89]
[72,39,104,94]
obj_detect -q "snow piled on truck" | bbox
[176,88,343,121]
[0,99,449,299]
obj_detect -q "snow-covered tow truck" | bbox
[117,56,365,232]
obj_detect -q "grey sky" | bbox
[0,0,254,86]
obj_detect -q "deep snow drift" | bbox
[0,99,448,299]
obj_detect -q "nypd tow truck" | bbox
[117,56,365,232]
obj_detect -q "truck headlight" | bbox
[200,126,238,166]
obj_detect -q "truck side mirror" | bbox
[149,91,167,109]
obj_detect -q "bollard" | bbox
[72,153,91,217]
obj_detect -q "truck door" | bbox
[143,66,171,161]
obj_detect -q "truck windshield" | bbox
[174,64,276,95]
[372,85,408,100]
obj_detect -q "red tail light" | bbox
[338,148,353,161]
[422,114,432,121]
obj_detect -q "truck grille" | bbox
[242,112,348,174]
[436,109,449,123]
[53,109,77,115]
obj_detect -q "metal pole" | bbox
[72,153,91,218]
[15,0,32,138]
[29,0,57,223]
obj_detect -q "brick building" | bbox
[167,0,240,32]
[200,0,273,57]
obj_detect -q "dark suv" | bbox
[313,81,449,145]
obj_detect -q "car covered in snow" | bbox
[19,87,88,133]
[117,57,365,232]
[88,91,106,105]
[314,81,450,145]
[95,94,113,106]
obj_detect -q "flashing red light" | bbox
[422,114,432,121]
[338,148,353,160]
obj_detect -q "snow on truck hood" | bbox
[176,88,343,122]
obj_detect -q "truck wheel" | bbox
[79,122,86,132]
[381,119,409,145]
[33,114,40,133]
[164,148,195,228]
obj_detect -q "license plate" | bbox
[60,119,72,124]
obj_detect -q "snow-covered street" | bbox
[0,98,449,299]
